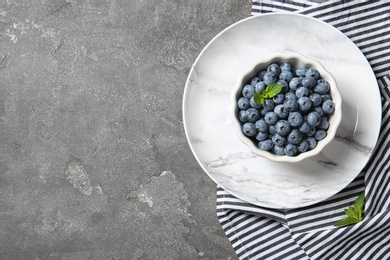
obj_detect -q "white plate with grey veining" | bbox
[182,13,381,209]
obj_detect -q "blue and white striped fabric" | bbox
[217,1,390,259]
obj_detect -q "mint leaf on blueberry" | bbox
[334,193,365,227]
[254,83,283,105]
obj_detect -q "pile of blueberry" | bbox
[237,62,335,156]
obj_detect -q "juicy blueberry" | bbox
[295,66,307,77]
[255,119,268,132]
[301,76,317,88]
[287,129,303,145]
[298,97,312,112]
[264,112,278,125]
[306,137,317,150]
[297,140,309,153]
[238,97,250,109]
[272,134,287,147]
[314,79,330,94]
[256,131,268,141]
[307,111,321,127]
[314,129,327,141]
[258,139,274,151]
[275,120,291,136]
[263,72,277,85]
[255,81,266,93]
[242,123,257,136]
[289,77,302,91]
[242,84,255,98]
[288,112,303,127]
[274,104,289,119]
[296,87,309,98]
[250,76,260,86]
[284,144,298,156]
[322,99,335,113]
[238,110,248,123]
[305,68,320,80]
[246,108,261,123]
[267,63,281,76]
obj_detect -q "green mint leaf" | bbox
[334,217,360,227]
[254,92,265,105]
[354,193,365,220]
[334,192,366,227]
[344,207,359,220]
[262,83,283,98]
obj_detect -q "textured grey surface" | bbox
[0,0,251,259]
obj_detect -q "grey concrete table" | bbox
[0,1,250,259]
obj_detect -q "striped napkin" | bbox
[217,1,390,259]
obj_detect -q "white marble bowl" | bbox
[231,52,342,163]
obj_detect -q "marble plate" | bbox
[182,13,381,209]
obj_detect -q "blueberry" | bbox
[306,137,317,150]
[250,96,261,109]
[264,99,275,111]
[267,63,281,76]
[322,99,335,113]
[289,77,302,91]
[259,106,268,116]
[274,104,289,119]
[302,76,317,88]
[238,97,250,109]
[246,108,261,123]
[299,121,311,134]
[272,134,287,147]
[284,144,298,156]
[250,76,260,86]
[239,110,248,123]
[257,70,267,80]
[255,119,268,132]
[273,145,285,156]
[296,66,307,77]
[263,72,277,85]
[273,93,285,105]
[284,98,298,111]
[264,112,278,125]
[314,106,324,116]
[321,94,331,101]
[309,93,322,106]
[314,130,327,141]
[314,79,330,94]
[280,62,292,71]
[255,81,266,93]
[307,111,321,127]
[242,123,257,136]
[269,125,276,135]
[297,140,309,153]
[306,126,316,137]
[276,80,288,92]
[279,71,294,82]
[318,116,329,130]
[256,131,268,141]
[288,112,303,127]
[296,87,309,98]
[305,68,320,80]
[298,97,312,112]
[258,139,274,151]
[288,129,303,145]
[242,84,255,98]
[275,120,291,136]
[284,92,298,101]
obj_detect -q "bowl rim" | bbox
[230,51,342,163]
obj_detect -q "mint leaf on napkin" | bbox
[254,83,283,104]
[334,193,365,227]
